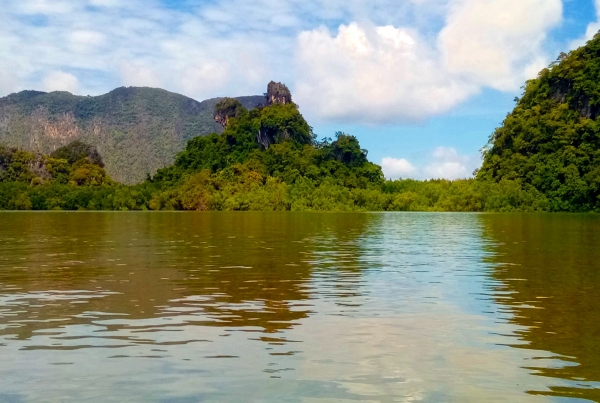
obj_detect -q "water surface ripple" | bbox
[0,212,599,402]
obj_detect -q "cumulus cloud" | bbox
[296,0,563,123]
[381,157,417,179]
[296,23,477,123]
[382,147,478,180]
[42,71,80,94]
[423,147,474,179]
[439,0,562,91]
[5,0,424,99]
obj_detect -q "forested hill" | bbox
[1,80,591,212]
[478,33,600,211]
[0,87,263,184]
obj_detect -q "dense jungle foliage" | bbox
[0,97,550,212]
[4,27,600,214]
[478,33,600,212]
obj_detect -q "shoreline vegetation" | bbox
[0,123,564,212]
[0,101,550,213]
[3,35,600,213]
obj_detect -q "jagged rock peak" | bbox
[265,81,292,106]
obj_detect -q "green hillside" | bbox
[478,33,600,211]
[0,87,263,184]
[6,47,600,213]
[0,80,574,212]
[146,92,385,211]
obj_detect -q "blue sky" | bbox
[1,0,599,179]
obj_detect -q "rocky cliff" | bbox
[265,81,292,106]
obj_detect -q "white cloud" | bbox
[296,0,563,123]
[119,63,163,88]
[382,147,478,180]
[179,62,230,95]
[0,71,18,96]
[0,0,564,124]
[0,0,276,98]
[88,0,121,7]
[439,0,562,91]
[296,23,477,124]
[382,157,417,179]
[42,71,80,94]
[18,0,75,15]
[69,30,105,49]
[423,147,472,180]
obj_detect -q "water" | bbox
[0,212,599,402]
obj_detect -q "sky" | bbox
[1,0,599,180]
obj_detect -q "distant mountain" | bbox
[0,87,263,184]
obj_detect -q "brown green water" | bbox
[0,212,599,402]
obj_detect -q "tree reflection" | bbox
[0,212,373,344]
[480,213,600,401]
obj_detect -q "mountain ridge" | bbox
[0,86,264,184]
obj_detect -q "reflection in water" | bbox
[480,214,600,401]
[0,212,378,401]
[0,212,598,402]
[0,213,363,338]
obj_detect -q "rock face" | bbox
[544,51,600,119]
[214,111,229,128]
[550,80,599,120]
[256,81,296,150]
[265,81,292,106]
[256,126,275,150]
[214,98,246,128]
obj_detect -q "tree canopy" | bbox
[478,33,600,211]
